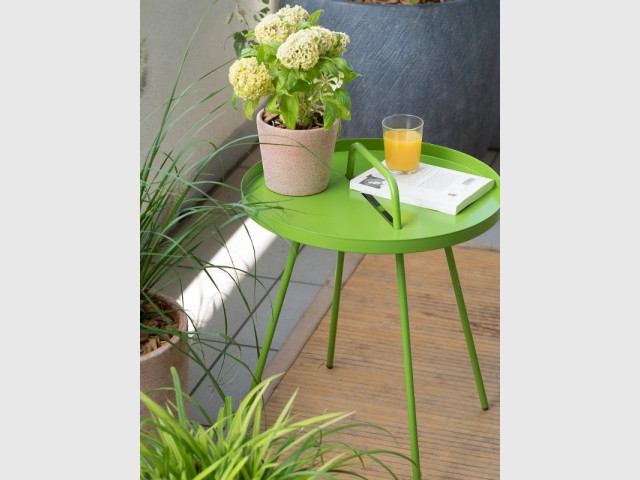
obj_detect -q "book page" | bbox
[350,161,493,215]
[415,170,459,190]
[389,163,460,189]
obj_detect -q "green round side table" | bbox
[241,138,500,480]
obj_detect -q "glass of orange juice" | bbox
[382,114,423,174]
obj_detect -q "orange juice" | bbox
[383,128,422,173]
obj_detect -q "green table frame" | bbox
[241,138,500,480]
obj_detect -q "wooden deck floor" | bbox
[264,246,500,479]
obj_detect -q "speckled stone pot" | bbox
[140,292,189,419]
[256,109,339,196]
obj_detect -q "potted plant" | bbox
[228,5,360,196]
[274,0,500,160]
[140,3,273,417]
[141,368,413,478]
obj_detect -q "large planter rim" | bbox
[284,0,500,159]
[311,0,472,9]
[140,292,188,362]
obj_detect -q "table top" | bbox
[241,138,500,254]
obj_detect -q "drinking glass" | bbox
[382,114,423,174]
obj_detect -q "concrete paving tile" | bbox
[188,345,277,426]
[290,245,339,285]
[233,280,323,350]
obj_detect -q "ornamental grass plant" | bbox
[141,0,277,399]
[141,368,413,479]
[228,4,360,131]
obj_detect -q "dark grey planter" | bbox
[279,0,500,160]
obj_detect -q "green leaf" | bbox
[279,94,299,129]
[322,92,350,122]
[232,32,246,58]
[317,58,338,77]
[307,9,323,26]
[342,69,361,84]
[256,43,279,65]
[276,69,298,92]
[333,88,351,119]
[332,57,350,72]
[265,95,278,114]
[231,90,238,108]
[322,100,337,129]
[291,78,312,93]
[239,46,256,58]
[242,99,258,121]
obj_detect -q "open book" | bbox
[349,161,495,215]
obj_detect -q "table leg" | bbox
[396,253,422,480]
[326,251,345,368]
[252,241,300,388]
[444,246,489,410]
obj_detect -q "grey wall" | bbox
[140,0,276,182]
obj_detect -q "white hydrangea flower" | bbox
[228,57,274,101]
[335,32,350,54]
[254,4,308,44]
[277,4,308,27]
[309,26,338,55]
[254,14,289,43]
[276,29,320,70]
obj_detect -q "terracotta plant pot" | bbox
[140,292,189,418]
[256,109,339,196]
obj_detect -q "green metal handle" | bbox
[346,142,403,230]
